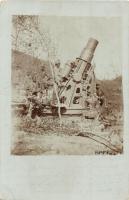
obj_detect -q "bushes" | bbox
[12,50,53,98]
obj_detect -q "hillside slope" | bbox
[12,50,53,97]
[12,49,51,75]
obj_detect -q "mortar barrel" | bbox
[80,38,99,63]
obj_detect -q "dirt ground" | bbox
[11,114,123,155]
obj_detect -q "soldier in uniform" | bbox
[47,83,54,105]
[27,91,45,126]
[96,83,105,106]
[38,66,48,90]
[53,59,62,86]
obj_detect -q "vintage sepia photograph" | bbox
[11,15,123,155]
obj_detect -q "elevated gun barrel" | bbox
[73,38,98,82]
[80,38,98,63]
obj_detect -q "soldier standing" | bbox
[53,59,62,86]
[96,83,105,106]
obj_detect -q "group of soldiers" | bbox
[23,59,105,120]
[23,59,75,119]
[82,83,105,119]
[23,59,62,117]
[25,86,53,119]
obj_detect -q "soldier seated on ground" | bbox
[27,91,45,126]
[17,88,32,116]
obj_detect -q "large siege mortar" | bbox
[12,38,100,118]
[52,38,99,116]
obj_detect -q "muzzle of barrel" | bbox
[80,38,99,63]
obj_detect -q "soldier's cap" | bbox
[40,65,45,71]
[32,91,38,96]
[96,83,100,87]
[37,90,43,94]
[55,59,60,65]
[71,61,76,65]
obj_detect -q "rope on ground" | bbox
[77,131,122,154]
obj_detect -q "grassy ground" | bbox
[11,113,123,155]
